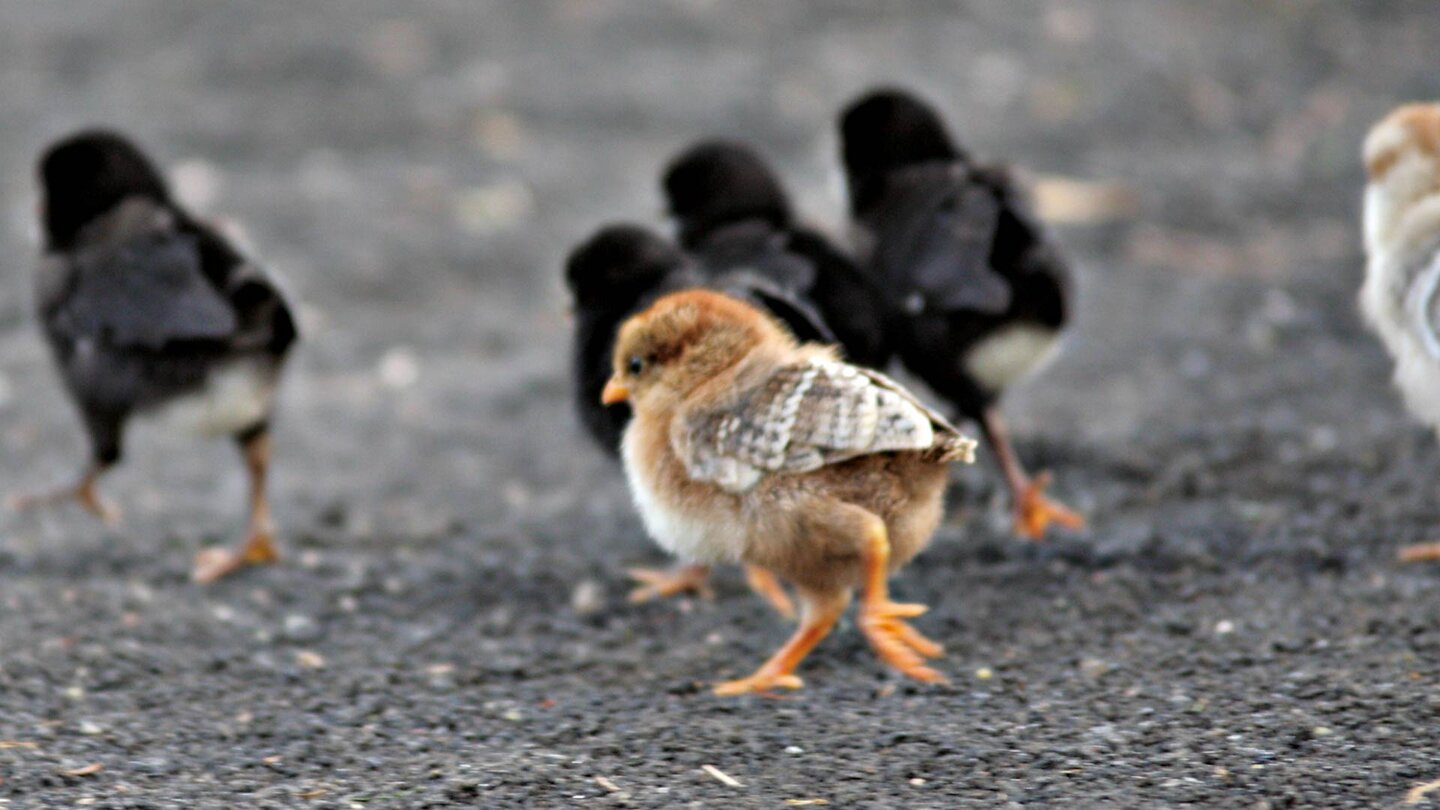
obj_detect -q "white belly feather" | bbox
[149,358,276,437]
[621,425,747,564]
[964,324,1060,394]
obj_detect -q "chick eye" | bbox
[627,355,646,375]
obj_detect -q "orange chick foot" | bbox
[192,532,280,584]
[1015,471,1085,540]
[626,563,714,603]
[1398,542,1440,563]
[713,670,804,696]
[859,599,946,684]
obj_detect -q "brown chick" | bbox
[602,289,976,695]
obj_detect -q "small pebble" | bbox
[378,348,421,389]
[570,580,606,616]
[283,615,321,643]
[295,650,326,669]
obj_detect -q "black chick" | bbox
[839,89,1083,539]
[566,220,842,457]
[565,224,693,455]
[10,130,299,582]
[564,224,796,615]
[662,140,890,369]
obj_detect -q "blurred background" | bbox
[2,2,1440,806]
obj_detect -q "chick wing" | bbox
[675,359,974,492]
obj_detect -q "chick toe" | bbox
[1015,471,1085,540]
[8,474,121,526]
[859,599,946,683]
[626,564,714,603]
[192,531,279,584]
[713,672,805,696]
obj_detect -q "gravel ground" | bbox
[2,2,1440,807]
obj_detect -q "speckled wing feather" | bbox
[677,359,976,492]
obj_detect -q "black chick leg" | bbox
[192,426,280,583]
[7,408,124,524]
[980,407,1084,540]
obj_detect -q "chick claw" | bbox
[192,532,280,584]
[7,484,122,526]
[626,564,715,603]
[1015,471,1085,541]
[713,671,804,697]
[859,600,946,684]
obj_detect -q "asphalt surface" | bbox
[2,2,1440,807]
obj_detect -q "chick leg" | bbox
[981,408,1085,540]
[714,587,849,696]
[743,565,796,619]
[193,428,280,583]
[858,521,946,684]
[6,464,120,525]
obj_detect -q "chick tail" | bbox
[928,433,978,465]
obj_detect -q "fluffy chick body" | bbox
[621,341,949,594]
[607,289,974,692]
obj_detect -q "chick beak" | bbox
[601,378,630,405]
